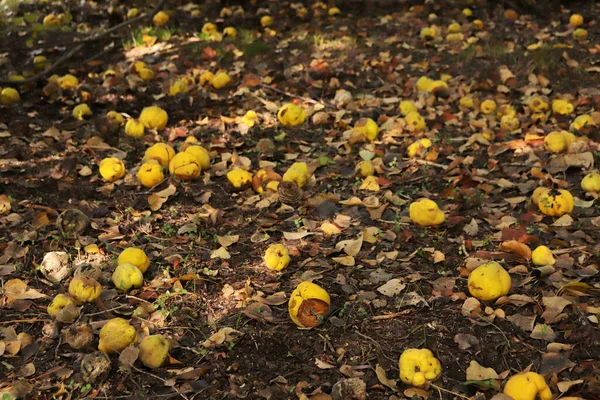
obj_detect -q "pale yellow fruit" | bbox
[353,118,379,141]
[212,72,231,89]
[227,168,253,189]
[99,157,126,182]
[69,276,102,303]
[152,11,169,27]
[118,247,150,274]
[264,244,291,271]
[503,372,552,400]
[169,152,200,180]
[1,88,20,105]
[139,335,170,369]
[581,172,600,193]
[145,143,175,167]
[139,106,168,130]
[47,294,75,317]
[277,103,306,126]
[184,145,211,171]
[112,263,144,292]
[531,246,555,266]
[125,119,145,138]
[98,318,137,354]
[282,162,310,188]
[409,199,445,227]
[137,160,164,188]
[260,15,273,27]
[468,261,511,301]
[73,104,92,120]
[399,348,441,386]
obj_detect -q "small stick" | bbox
[130,365,190,400]
[371,312,409,321]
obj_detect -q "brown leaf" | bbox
[119,345,139,367]
[454,333,480,350]
[530,324,557,342]
[466,360,499,381]
[202,328,242,348]
[500,240,531,260]
[3,279,48,303]
[375,364,397,391]
[335,236,363,256]
[243,302,276,323]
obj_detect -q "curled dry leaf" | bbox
[500,240,531,260]
[202,327,242,348]
[466,360,499,381]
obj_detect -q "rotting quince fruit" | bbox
[277,103,306,126]
[169,152,200,180]
[260,15,273,27]
[581,172,600,193]
[288,281,330,328]
[468,261,511,301]
[212,72,231,89]
[152,11,169,27]
[569,14,583,27]
[573,28,588,41]
[416,76,433,92]
[282,162,310,188]
[500,115,520,132]
[184,145,211,171]
[405,112,426,132]
[528,97,549,113]
[98,318,137,354]
[139,335,170,369]
[399,348,441,386]
[531,245,555,266]
[99,157,126,182]
[227,168,253,189]
[538,189,574,217]
[409,199,445,227]
[552,99,574,115]
[264,244,291,271]
[407,138,432,158]
[223,27,237,39]
[112,263,144,292]
[145,143,175,167]
[354,118,379,141]
[106,111,124,125]
[168,78,189,96]
[570,114,596,131]
[531,187,550,206]
[399,100,418,116]
[137,160,164,188]
[139,106,168,130]
[1,88,20,105]
[125,119,145,138]
[543,130,576,153]
[356,160,375,177]
[118,247,150,274]
[252,168,281,194]
[503,372,552,400]
[69,276,102,303]
[480,99,497,115]
[59,74,79,90]
[47,294,76,317]
[73,104,92,120]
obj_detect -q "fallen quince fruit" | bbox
[328,7,341,16]
[169,152,200,180]
[468,261,511,301]
[227,168,253,189]
[137,160,164,188]
[264,244,291,271]
[138,68,155,81]
[145,143,175,167]
[47,294,76,317]
[399,348,441,386]
[152,11,169,27]
[569,14,584,27]
[552,99,574,115]
[241,110,258,127]
[531,245,555,266]
[199,71,214,86]
[202,22,217,35]
[538,189,574,217]
[168,78,189,96]
[223,27,237,39]
[112,263,144,292]
[528,97,549,113]
[416,76,433,92]
[98,318,137,354]
[282,162,310,187]
[43,14,61,26]
[356,160,375,177]
[139,106,168,130]
[1,88,20,105]
[409,199,445,227]
[288,281,330,328]
[459,95,474,108]
[359,175,380,191]
[420,26,437,40]
[405,112,426,132]
[212,72,231,89]
[139,335,170,369]
[184,145,211,171]
[127,8,139,19]
[480,99,497,115]
[118,247,150,274]
[581,172,600,193]
[503,372,552,400]
[407,138,432,158]
[277,103,306,126]
[69,276,102,303]
[570,115,596,131]
[500,115,520,132]
[59,74,79,90]
[573,28,588,41]
[531,187,550,206]
[260,15,273,27]
[106,111,124,125]
[543,130,576,153]
[354,118,379,141]
[99,157,126,182]
[125,119,145,138]
[399,100,418,116]
[73,104,92,120]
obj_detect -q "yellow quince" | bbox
[125,119,146,138]
[139,335,170,369]
[531,246,555,266]
[99,157,126,182]
[503,372,552,400]
[282,162,310,187]
[264,244,291,271]
[69,276,102,303]
[212,72,231,89]
[581,172,600,193]
[184,145,211,171]
[47,294,76,317]
[552,99,574,115]
[288,281,330,328]
[399,348,441,386]
[399,100,418,116]
[405,112,426,131]
[118,247,150,274]
[137,160,164,188]
[152,11,169,26]
[227,168,253,189]
[145,143,175,167]
[1,88,20,105]
[98,318,137,354]
[169,152,200,180]
[480,99,497,115]
[139,106,168,130]
[354,118,379,141]
[409,199,445,227]
[407,138,432,158]
[468,261,511,301]
[112,263,144,292]
[277,103,306,126]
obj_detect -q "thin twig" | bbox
[0,318,49,325]
[0,0,166,85]
[429,383,471,399]
[130,365,189,400]
[258,83,339,110]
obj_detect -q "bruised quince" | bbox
[405,112,426,132]
[399,348,441,386]
[227,168,253,189]
[288,281,330,328]
[118,247,150,274]
[531,187,550,206]
[409,199,445,227]
[468,261,511,301]
[504,372,552,400]
[47,294,76,317]
[538,189,574,217]
[277,103,306,126]
[264,244,291,271]
[69,276,102,303]
[552,99,574,115]
[353,118,379,141]
[98,318,137,354]
[139,335,170,369]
